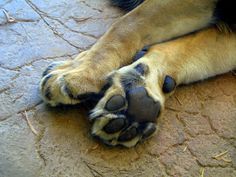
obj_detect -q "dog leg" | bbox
[90,27,236,147]
[40,0,218,106]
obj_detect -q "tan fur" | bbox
[90,27,236,147]
[40,0,219,106]
[148,27,236,85]
[40,0,236,147]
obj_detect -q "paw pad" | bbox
[127,87,161,123]
[105,95,126,111]
[162,75,176,93]
[103,118,127,133]
[118,126,138,142]
[142,123,156,139]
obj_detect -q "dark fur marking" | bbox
[214,0,236,26]
[64,85,75,99]
[100,78,112,93]
[133,50,147,61]
[44,87,52,100]
[133,46,150,61]
[110,0,144,11]
[121,71,143,90]
[134,63,148,75]
[76,92,103,101]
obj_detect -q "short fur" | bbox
[111,0,144,11]
[40,0,236,147]
[112,0,236,28]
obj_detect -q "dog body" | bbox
[40,0,236,147]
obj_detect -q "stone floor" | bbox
[0,0,236,177]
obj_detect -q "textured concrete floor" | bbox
[0,1,236,177]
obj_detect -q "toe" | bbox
[103,118,128,134]
[105,95,126,111]
[141,122,157,139]
[118,124,138,142]
[162,75,176,93]
[41,74,53,89]
[42,61,67,77]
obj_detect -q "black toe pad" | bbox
[127,87,161,123]
[118,127,138,142]
[162,75,176,93]
[142,123,156,139]
[105,95,126,111]
[103,118,127,133]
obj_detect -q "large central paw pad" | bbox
[126,87,161,123]
[89,60,172,147]
[90,87,160,147]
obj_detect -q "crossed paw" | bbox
[40,49,177,147]
[40,52,106,106]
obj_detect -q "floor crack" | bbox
[0,87,10,94]
[24,0,84,51]
[81,159,104,177]
[79,0,103,13]
[1,52,77,71]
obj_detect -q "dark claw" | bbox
[118,126,138,142]
[103,118,127,133]
[127,87,161,123]
[105,95,126,111]
[64,85,74,99]
[142,123,156,139]
[42,64,56,77]
[41,74,52,89]
[162,75,176,93]
[42,62,66,77]
[44,87,52,100]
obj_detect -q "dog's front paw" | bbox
[90,55,177,147]
[39,52,106,106]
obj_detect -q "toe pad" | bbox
[105,95,126,111]
[103,118,127,134]
[162,75,176,93]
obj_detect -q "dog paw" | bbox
[90,54,177,147]
[39,47,150,106]
[39,52,106,106]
